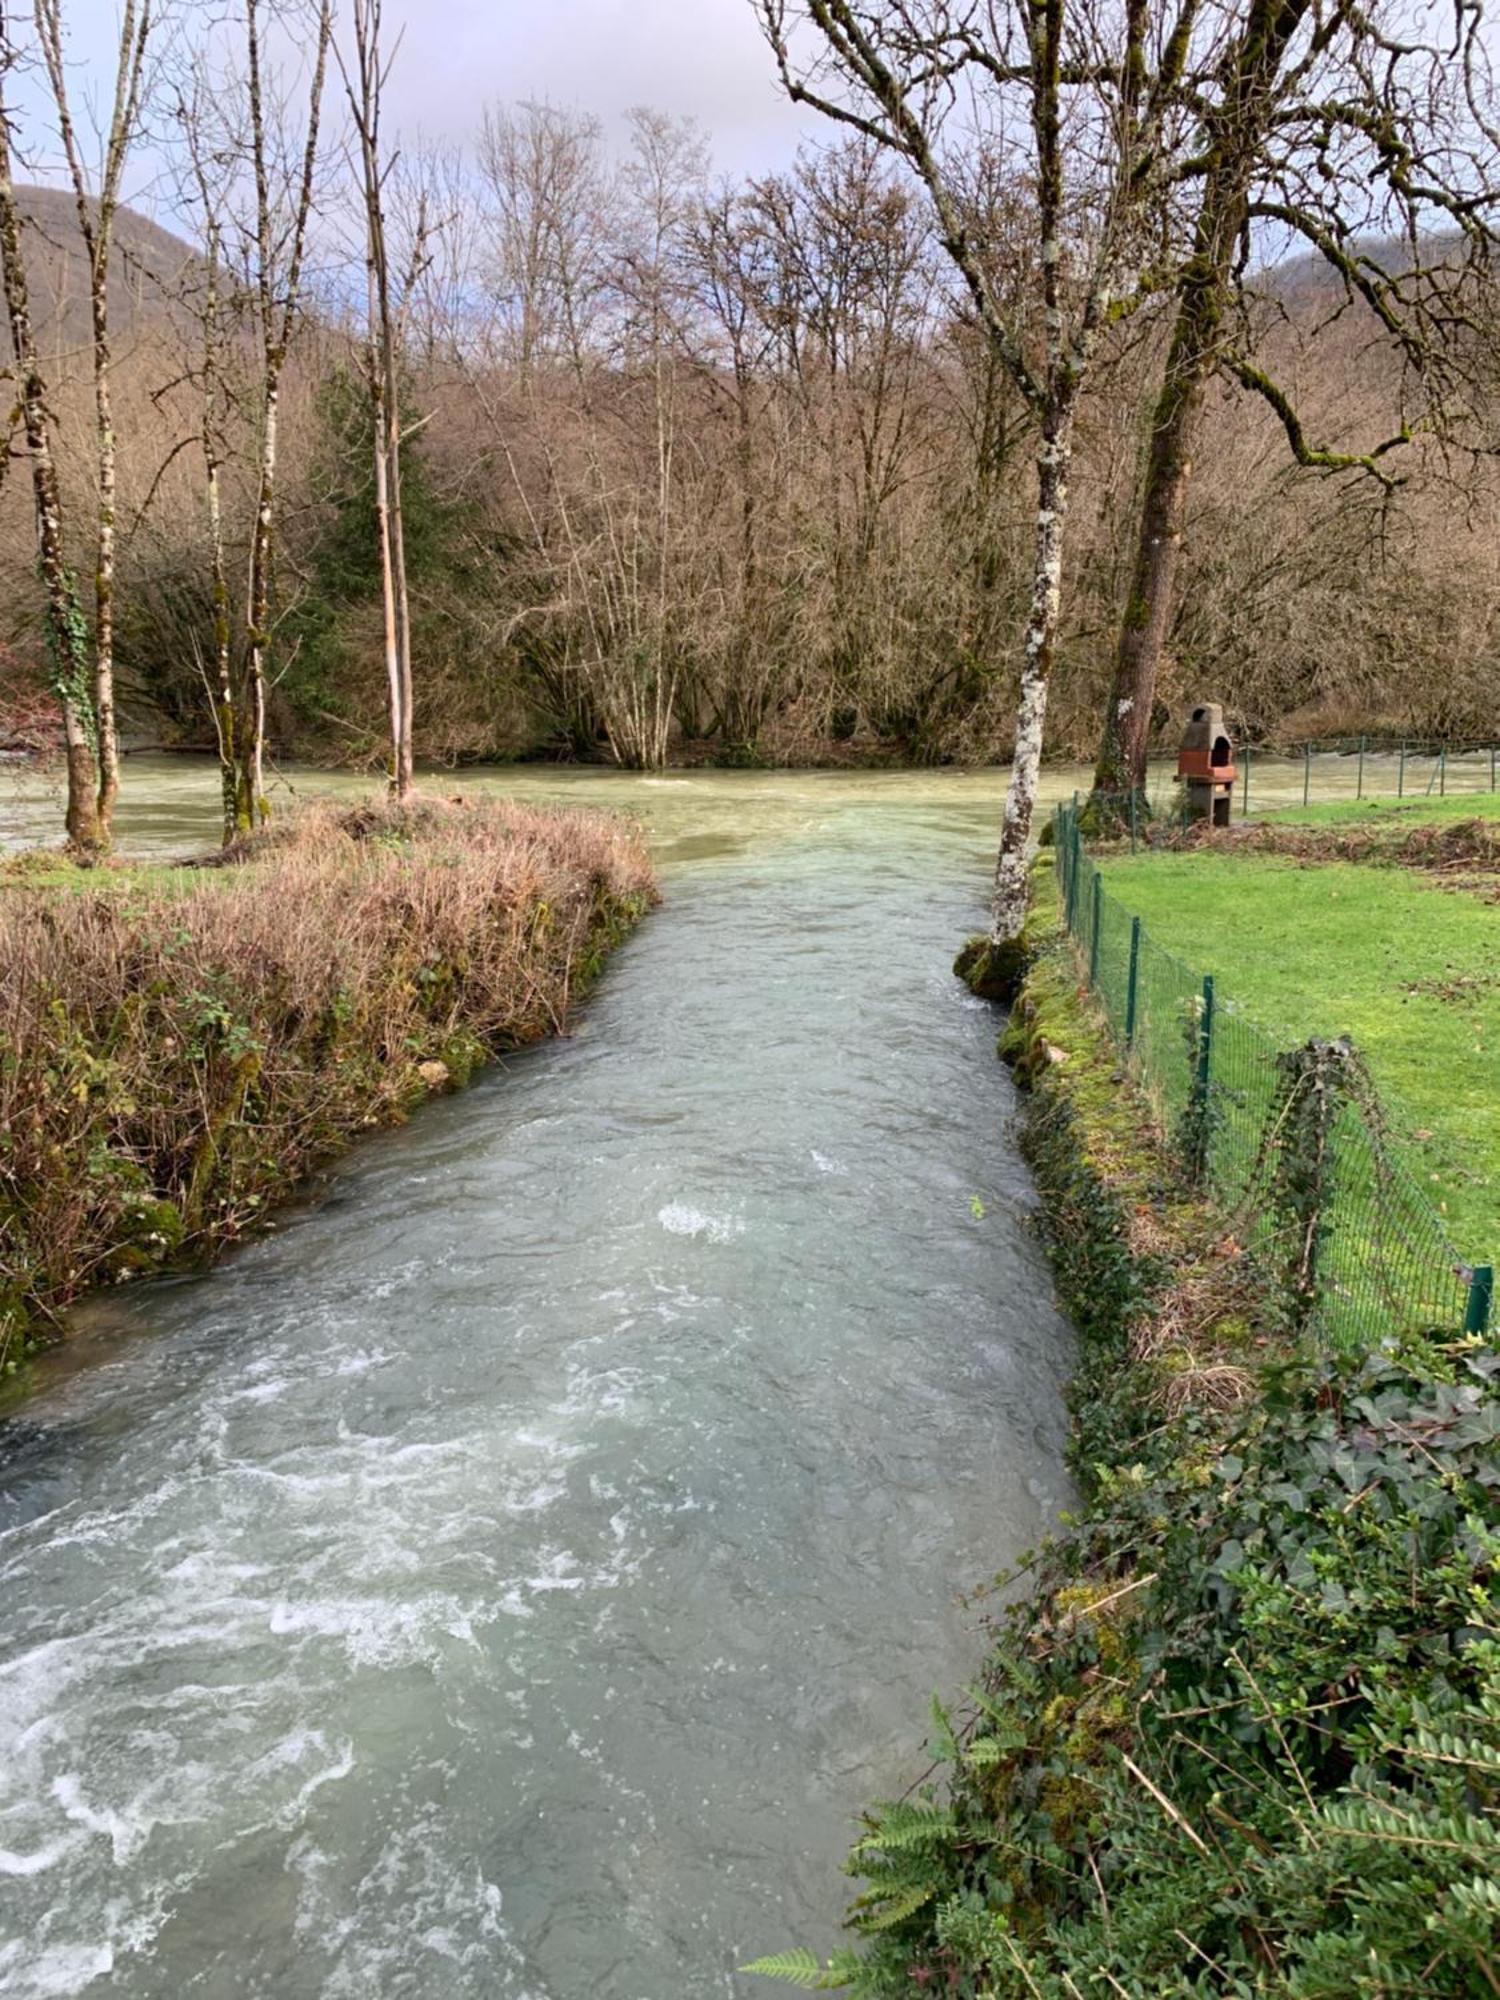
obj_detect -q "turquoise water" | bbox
[1,764,1076,1997]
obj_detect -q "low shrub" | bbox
[0,797,655,1361]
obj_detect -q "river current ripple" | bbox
[1,768,1075,1998]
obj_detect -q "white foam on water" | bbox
[657,1201,744,1242]
[0,1937,113,1998]
[0,1834,86,1879]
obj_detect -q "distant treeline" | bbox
[2,114,1496,773]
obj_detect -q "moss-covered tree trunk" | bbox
[983,417,1072,978]
[0,46,102,853]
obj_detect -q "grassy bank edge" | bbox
[749,894,1498,1996]
[0,801,657,1374]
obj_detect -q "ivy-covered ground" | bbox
[748,901,1500,1997]
[1098,810,1498,1256]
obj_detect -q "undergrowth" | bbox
[0,797,655,1364]
[748,903,1500,1996]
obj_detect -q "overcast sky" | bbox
[13,0,824,205]
[377,0,817,173]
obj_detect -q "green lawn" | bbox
[0,854,207,896]
[1273,791,1500,829]
[1099,849,1497,1255]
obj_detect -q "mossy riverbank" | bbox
[752,899,1500,1996]
[0,797,656,1368]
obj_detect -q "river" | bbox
[0,761,1088,1999]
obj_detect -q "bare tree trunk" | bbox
[36,0,153,847]
[343,0,416,797]
[242,375,278,823]
[203,235,237,841]
[988,419,1070,963]
[0,15,101,852]
[1090,174,1249,814]
[240,0,331,827]
[1091,355,1205,807]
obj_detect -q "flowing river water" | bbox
[3,759,1111,1997]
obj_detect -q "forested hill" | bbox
[11,184,195,351]
[1,153,1492,771]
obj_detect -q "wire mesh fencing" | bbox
[1053,802,1492,1350]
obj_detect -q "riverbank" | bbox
[753,896,1499,1996]
[0,797,655,1365]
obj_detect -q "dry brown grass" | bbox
[0,796,655,1359]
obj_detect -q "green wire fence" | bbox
[1054,801,1493,1349]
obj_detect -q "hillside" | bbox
[11,183,196,352]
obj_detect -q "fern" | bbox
[851,1882,936,1933]
[849,1799,957,1861]
[739,1949,848,1990]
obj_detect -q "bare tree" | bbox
[476,100,610,387]
[235,0,331,828]
[0,4,99,849]
[34,0,154,845]
[1089,0,1499,815]
[756,0,1200,994]
[340,0,429,798]
[172,60,242,841]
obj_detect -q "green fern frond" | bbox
[739,1948,843,1988]
[851,1881,937,1933]
[849,1800,958,1859]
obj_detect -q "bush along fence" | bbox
[1053,801,1493,1348]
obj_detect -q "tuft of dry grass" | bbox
[0,796,656,1359]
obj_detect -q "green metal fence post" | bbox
[1186,973,1215,1185]
[1089,872,1103,986]
[1398,739,1406,797]
[1303,743,1311,807]
[1439,744,1447,796]
[1357,733,1365,800]
[1465,1264,1494,1336]
[1242,745,1251,819]
[1125,916,1141,1046]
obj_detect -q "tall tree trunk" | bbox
[241,371,279,826]
[203,238,237,844]
[974,413,1071,989]
[1089,0,1305,811]
[388,409,415,795]
[36,0,152,849]
[240,0,331,830]
[0,55,101,852]
[1090,338,1210,807]
[346,0,416,798]
[89,292,121,833]
[369,338,404,788]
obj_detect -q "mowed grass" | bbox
[1099,850,1498,1254]
[1274,790,1500,829]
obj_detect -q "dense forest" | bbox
[2,103,1496,784]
